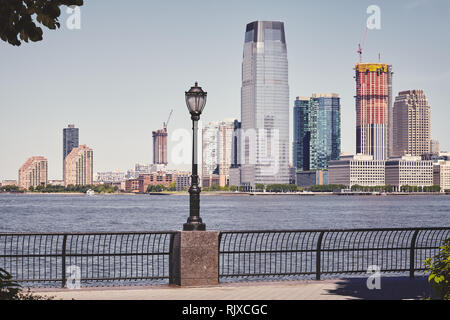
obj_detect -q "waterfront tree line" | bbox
[0,184,118,194]
[1,183,447,194]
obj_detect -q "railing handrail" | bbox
[0,230,179,236]
[219,227,450,234]
[1,227,448,236]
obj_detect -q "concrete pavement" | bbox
[32,276,433,300]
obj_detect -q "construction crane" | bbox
[357,26,369,63]
[163,109,173,130]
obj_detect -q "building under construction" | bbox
[152,128,168,165]
[152,110,172,165]
[355,63,393,160]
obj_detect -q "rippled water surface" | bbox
[0,194,449,232]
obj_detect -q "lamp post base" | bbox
[183,222,206,231]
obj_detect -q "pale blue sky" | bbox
[1,0,449,180]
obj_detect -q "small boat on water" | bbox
[86,189,95,196]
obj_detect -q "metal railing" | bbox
[0,231,176,287]
[1,228,448,287]
[218,228,450,280]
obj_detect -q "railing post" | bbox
[409,229,419,280]
[217,232,222,283]
[316,231,325,280]
[168,232,175,282]
[61,234,67,288]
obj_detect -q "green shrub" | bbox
[265,184,297,193]
[147,184,166,192]
[0,268,20,300]
[309,184,346,192]
[425,238,450,300]
[0,268,52,300]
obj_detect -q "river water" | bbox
[1,194,449,232]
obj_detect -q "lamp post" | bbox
[183,82,207,231]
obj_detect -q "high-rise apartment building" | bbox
[18,156,48,190]
[202,120,235,187]
[293,94,341,171]
[217,121,234,186]
[355,63,393,160]
[240,21,289,187]
[202,121,220,177]
[152,128,168,165]
[63,124,79,180]
[64,145,94,186]
[392,90,431,157]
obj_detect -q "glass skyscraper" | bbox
[293,94,341,171]
[240,21,289,187]
[63,124,79,180]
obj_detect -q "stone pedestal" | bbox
[169,231,219,286]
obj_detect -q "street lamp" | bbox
[183,82,207,231]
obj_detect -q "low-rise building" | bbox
[125,178,140,193]
[296,170,328,187]
[1,180,17,186]
[202,174,220,188]
[433,161,450,192]
[96,171,126,183]
[48,180,64,186]
[175,174,191,191]
[328,155,385,187]
[385,155,433,191]
[139,172,175,192]
[228,166,241,187]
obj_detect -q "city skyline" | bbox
[1,0,449,180]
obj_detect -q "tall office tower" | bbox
[430,140,439,154]
[64,145,94,186]
[241,21,289,187]
[152,128,168,165]
[393,90,431,157]
[229,120,242,187]
[231,120,242,167]
[18,156,48,189]
[63,124,79,180]
[293,97,312,171]
[355,63,393,160]
[293,94,341,171]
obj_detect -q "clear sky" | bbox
[1,0,449,180]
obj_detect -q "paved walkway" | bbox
[32,276,433,300]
